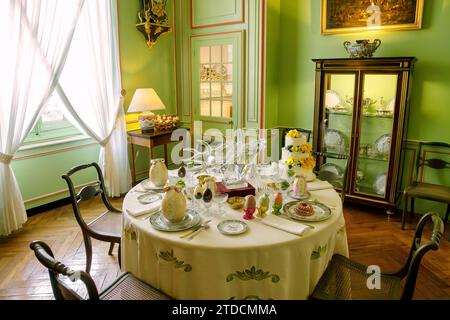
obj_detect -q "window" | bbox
[22,93,83,146]
[199,44,233,118]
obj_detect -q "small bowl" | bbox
[227,197,245,210]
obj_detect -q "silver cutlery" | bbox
[188,223,211,240]
[180,220,211,239]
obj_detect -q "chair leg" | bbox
[108,242,115,256]
[410,198,415,221]
[118,243,122,269]
[82,233,93,274]
[402,194,408,230]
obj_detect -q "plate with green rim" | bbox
[149,210,201,232]
[283,201,332,222]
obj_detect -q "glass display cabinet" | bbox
[312,57,416,211]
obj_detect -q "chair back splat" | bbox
[414,141,450,182]
[61,162,122,273]
[29,241,99,300]
[396,212,444,300]
[310,212,444,300]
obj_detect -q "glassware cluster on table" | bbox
[176,160,296,219]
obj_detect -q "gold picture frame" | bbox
[321,0,424,35]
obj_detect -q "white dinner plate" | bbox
[324,129,345,150]
[373,134,391,156]
[149,210,201,232]
[217,220,248,236]
[141,179,167,191]
[137,192,162,205]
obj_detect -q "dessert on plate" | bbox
[293,201,315,217]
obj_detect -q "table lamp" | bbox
[128,88,166,133]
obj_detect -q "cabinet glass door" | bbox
[354,73,398,198]
[319,73,356,187]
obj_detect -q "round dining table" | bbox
[121,175,349,300]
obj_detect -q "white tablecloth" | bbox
[121,178,349,300]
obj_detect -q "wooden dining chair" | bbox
[401,142,450,235]
[310,212,444,300]
[29,240,172,300]
[313,151,349,203]
[62,162,121,273]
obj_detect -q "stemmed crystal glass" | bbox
[213,192,229,217]
[201,188,213,217]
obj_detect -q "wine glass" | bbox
[201,188,213,217]
[184,185,195,210]
[213,192,229,217]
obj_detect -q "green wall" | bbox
[274,0,450,143]
[118,0,177,114]
[268,0,450,214]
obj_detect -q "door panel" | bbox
[352,73,400,200]
[192,33,242,134]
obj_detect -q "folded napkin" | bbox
[260,214,312,236]
[126,201,161,218]
[307,180,334,191]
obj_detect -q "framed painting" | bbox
[321,0,424,35]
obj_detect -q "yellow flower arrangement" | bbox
[286,156,295,166]
[300,143,312,153]
[300,156,316,170]
[286,129,302,139]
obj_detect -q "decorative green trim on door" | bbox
[158,250,193,272]
[311,244,328,260]
[191,0,244,29]
[226,266,280,283]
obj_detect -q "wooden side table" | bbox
[127,129,176,185]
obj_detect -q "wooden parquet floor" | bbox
[0,198,448,300]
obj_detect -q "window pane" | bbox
[223,101,233,118]
[222,82,233,99]
[200,64,211,81]
[224,64,232,81]
[200,47,210,64]
[200,83,210,99]
[211,46,221,63]
[201,100,210,116]
[222,45,233,63]
[211,83,221,98]
[211,101,221,117]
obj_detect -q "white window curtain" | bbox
[0,0,84,236]
[57,0,131,197]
